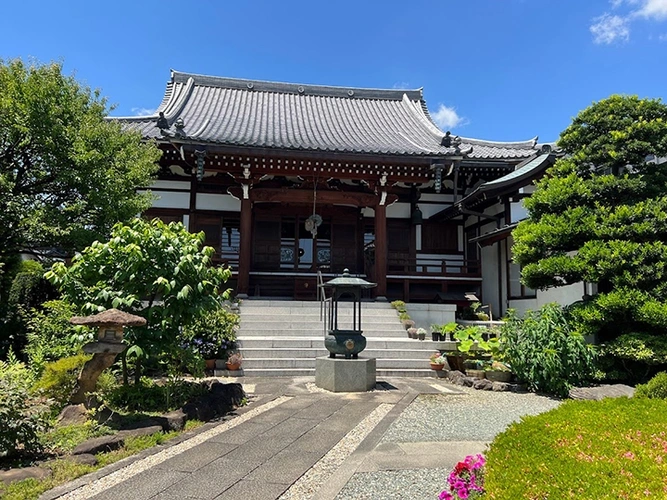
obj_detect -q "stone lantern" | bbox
[68,309,146,404]
[316,269,377,392]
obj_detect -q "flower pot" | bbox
[226,362,241,371]
[485,370,512,383]
[205,359,216,370]
[446,354,467,372]
[466,369,486,379]
[431,332,439,341]
[418,332,426,341]
[430,363,444,371]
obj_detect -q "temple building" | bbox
[115,70,562,315]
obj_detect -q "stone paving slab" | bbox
[154,441,238,473]
[214,479,289,500]
[90,469,189,500]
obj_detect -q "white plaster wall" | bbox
[386,202,410,218]
[144,191,190,209]
[150,180,191,191]
[196,193,241,212]
[508,282,584,316]
[405,304,457,330]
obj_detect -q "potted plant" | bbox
[225,352,243,371]
[399,312,415,330]
[484,360,512,382]
[429,352,447,371]
[417,327,427,341]
[407,327,417,339]
[181,307,239,370]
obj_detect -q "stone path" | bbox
[41,376,558,500]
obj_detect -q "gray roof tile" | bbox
[114,70,539,159]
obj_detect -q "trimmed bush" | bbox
[485,397,667,499]
[501,303,597,397]
[635,371,667,399]
[32,353,90,409]
[100,376,208,413]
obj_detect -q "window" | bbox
[421,221,458,253]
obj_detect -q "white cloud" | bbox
[590,13,631,44]
[131,107,156,116]
[635,0,667,19]
[431,104,467,130]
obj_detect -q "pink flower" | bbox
[458,487,469,499]
[439,491,453,500]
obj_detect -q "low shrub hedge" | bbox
[484,397,667,499]
[635,371,667,399]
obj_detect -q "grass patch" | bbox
[1,420,204,500]
[485,397,667,499]
[39,422,114,454]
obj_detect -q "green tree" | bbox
[512,95,667,355]
[45,218,232,382]
[0,58,161,268]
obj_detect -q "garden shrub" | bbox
[31,354,91,410]
[634,371,667,399]
[180,306,239,361]
[0,354,46,458]
[501,303,597,397]
[100,376,207,413]
[39,421,114,454]
[599,332,667,383]
[484,397,667,499]
[24,300,92,375]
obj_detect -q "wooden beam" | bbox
[250,188,382,207]
[237,196,252,296]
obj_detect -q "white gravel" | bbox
[56,396,292,500]
[336,468,449,500]
[381,388,562,443]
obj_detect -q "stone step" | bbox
[237,336,448,350]
[242,357,432,369]
[234,367,435,378]
[239,347,438,359]
[237,329,408,338]
[240,300,392,309]
[239,321,406,331]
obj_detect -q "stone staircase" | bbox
[234,299,441,377]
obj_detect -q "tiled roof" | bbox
[114,70,540,159]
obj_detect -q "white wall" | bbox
[508,282,585,316]
[405,303,457,330]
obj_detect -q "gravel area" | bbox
[280,403,393,500]
[336,468,449,500]
[381,388,562,443]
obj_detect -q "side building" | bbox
[114,70,579,315]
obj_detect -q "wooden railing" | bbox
[386,256,480,277]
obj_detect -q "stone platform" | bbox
[315,356,376,392]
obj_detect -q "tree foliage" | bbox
[513,95,667,343]
[0,58,161,267]
[45,218,232,380]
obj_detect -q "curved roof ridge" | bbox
[170,69,424,101]
[460,135,539,149]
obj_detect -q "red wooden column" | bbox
[374,199,387,299]
[237,195,252,297]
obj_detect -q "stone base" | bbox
[315,356,376,392]
[214,369,244,378]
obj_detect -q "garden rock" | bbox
[72,434,125,455]
[118,425,163,439]
[492,382,512,392]
[155,409,187,431]
[67,453,98,466]
[0,466,51,485]
[57,404,88,426]
[473,379,494,391]
[569,384,635,401]
[447,370,468,386]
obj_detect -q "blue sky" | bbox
[1,0,666,142]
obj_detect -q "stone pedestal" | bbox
[315,356,376,392]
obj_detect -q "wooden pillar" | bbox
[374,200,387,299]
[237,195,252,297]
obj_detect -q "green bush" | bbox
[180,306,239,360]
[32,354,90,409]
[484,397,667,499]
[39,421,114,454]
[635,371,667,399]
[599,332,667,383]
[0,354,46,457]
[100,376,207,413]
[24,300,92,375]
[501,303,597,397]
